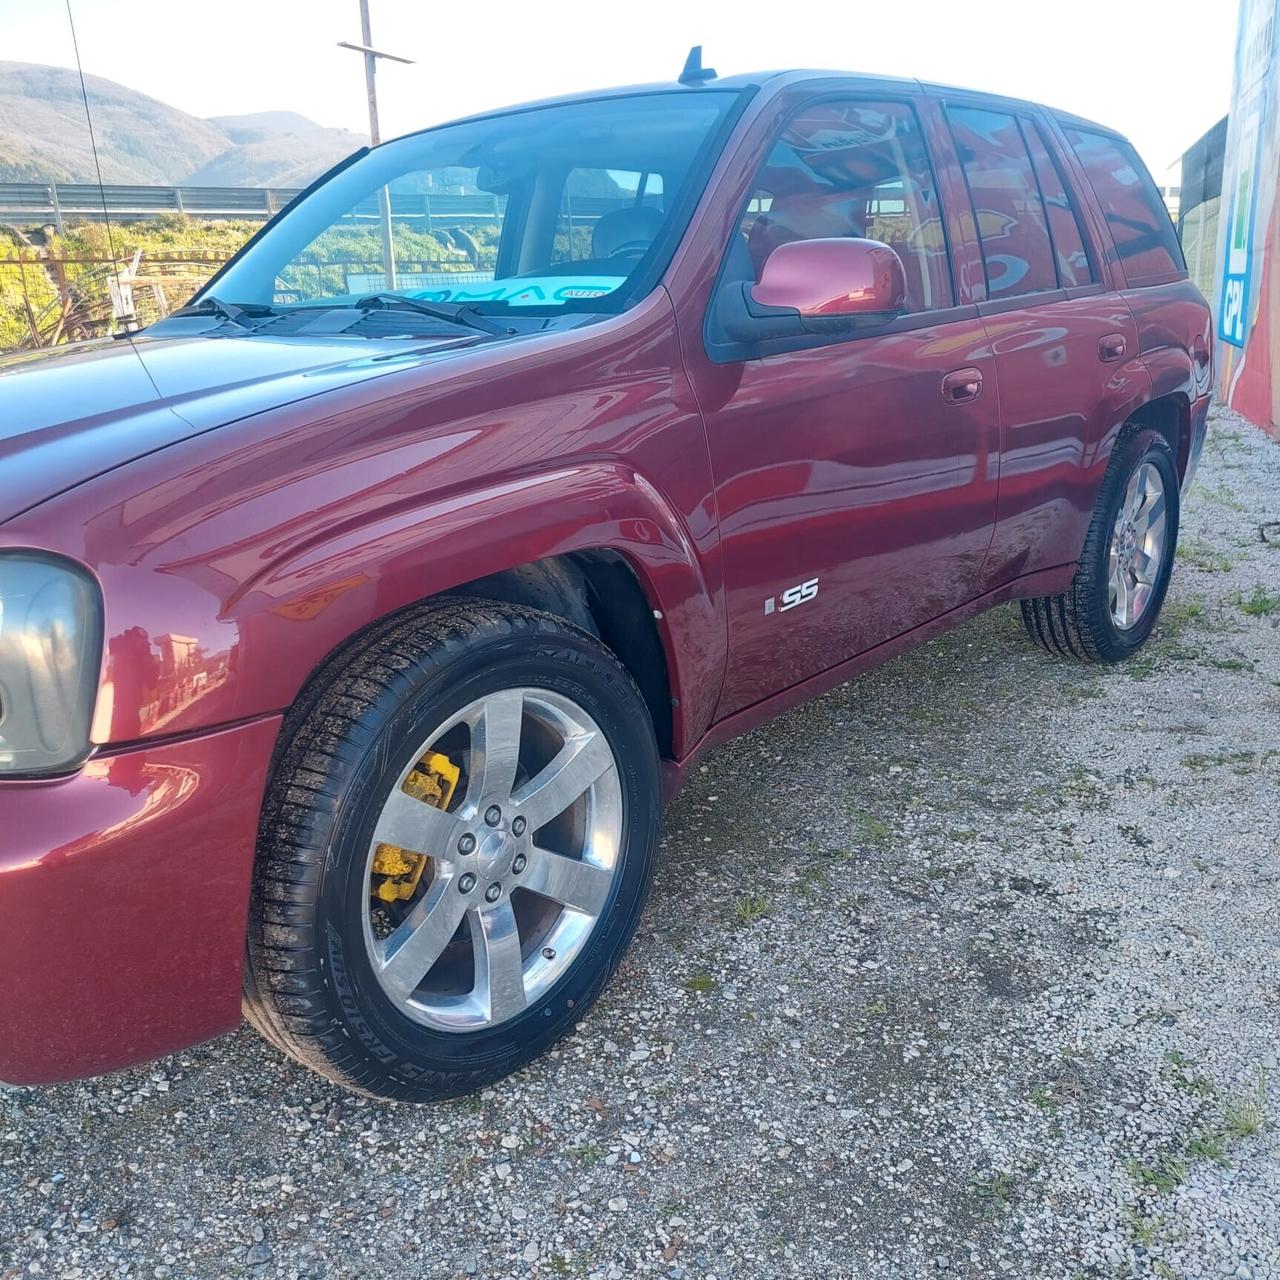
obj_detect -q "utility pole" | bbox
[339,0,413,291]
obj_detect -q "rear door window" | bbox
[947,105,1058,299]
[1062,127,1185,286]
[1022,124,1095,287]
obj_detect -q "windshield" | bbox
[206,91,737,319]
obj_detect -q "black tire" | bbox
[1020,427,1180,662]
[243,599,661,1102]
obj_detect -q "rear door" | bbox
[931,98,1144,590]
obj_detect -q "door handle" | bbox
[941,367,983,405]
[1099,333,1127,363]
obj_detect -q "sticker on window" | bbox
[409,275,627,307]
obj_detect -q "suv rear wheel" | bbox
[244,600,660,1102]
[1021,426,1179,662]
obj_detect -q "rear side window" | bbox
[1063,127,1185,286]
[1022,124,1095,287]
[947,105,1057,299]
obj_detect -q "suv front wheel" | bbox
[1021,426,1180,662]
[244,600,660,1103]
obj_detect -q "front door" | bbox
[687,96,1000,716]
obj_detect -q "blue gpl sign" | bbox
[1219,0,1275,348]
[1220,110,1262,347]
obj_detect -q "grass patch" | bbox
[1182,750,1262,772]
[1177,538,1232,572]
[1028,1085,1059,1111]
[1165,1050,1216,1099]
[1222,1073,1269,1140]
[732,893,771,925]
[848,807,890,845]
[1237,585,1280,617]
[1205,655,1254,672]
[1185,1127,1229,1164]
[968,1170,1016,1212]
[684,972,717,994]
[1125,1152,1188,1195]
[1125,1206,1167,1248]
[1161,597,1207,632]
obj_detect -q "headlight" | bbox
[0,554,103,776]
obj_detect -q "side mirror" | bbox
[716,237,908,344]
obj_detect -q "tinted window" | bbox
[1022,124,1094,287]
[734,100,953,313]
[947,106,1057,299]
[1064,127,1185,286]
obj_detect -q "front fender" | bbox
[3,459,723,762]
[226,462,721,756]
[3,289,726,765]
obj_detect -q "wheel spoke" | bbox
[468,690,525,804]
[522,846,614,916]
[1122,467,1143,520]
[373,787,464,858]
[378,879,468,1003]
[1133,546,1159,586]
[513,729,614,831]
[472,900,527,1022]
[1134,486,1165,540]
[1115,570,1136,628]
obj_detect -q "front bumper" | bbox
[0,716,280,1085]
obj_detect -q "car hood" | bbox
[0,329,479,525]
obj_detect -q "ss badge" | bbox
[764,577,819,615]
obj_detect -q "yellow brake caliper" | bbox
[370,751,461,904]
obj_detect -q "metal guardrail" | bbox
[0,183,304,227]
[1,182,629,230]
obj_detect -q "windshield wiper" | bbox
[352,292,514,337]
[170,295,277,329]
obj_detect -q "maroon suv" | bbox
[0,66,1211,1101]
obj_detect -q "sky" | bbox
[2,0,1240,182]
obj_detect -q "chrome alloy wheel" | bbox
[362,688,623,1032]
[1108,460,1168,630]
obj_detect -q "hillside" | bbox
[0,62,365,187]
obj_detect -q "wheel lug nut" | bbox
[541,946,556,960]
[485,882,502,902]
[484,805,502,826]
[458,872,476,894]
[512,853,527,874]
[458,833,476,855]
[512,816,527,836]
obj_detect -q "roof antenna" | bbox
[679,45,717,85]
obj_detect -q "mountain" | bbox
[187,115,366,186]
[0,62,366,188]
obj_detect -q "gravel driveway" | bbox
[3,405,1279,1280]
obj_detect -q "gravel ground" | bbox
[3,404,1279,1280]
